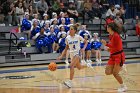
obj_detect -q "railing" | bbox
[99,18,106,39]
[8,32,18,54]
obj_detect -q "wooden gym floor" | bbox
[0,59,140,93]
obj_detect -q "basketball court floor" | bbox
[0,58,140,93]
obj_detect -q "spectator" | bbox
[31,19,40,39]
[114,12,127,36]
[106,4,119,18]
[45,0,51,7]
[31,14,40,26]
[0,1,2,13]
[119,5,126,23]
[76,0,84,10]
[57,31,67,53]
[24,0,33,10]
[92,0,102,19]
[58,3,67,14]
[21,13,32,39]
[28,5,34,20]
[33,27,48,53]
[44,21,50,33]
[15,2,24,25]
[132,15,139,25]
[136,20,140,38]
[36,0,49,20]
[7,3,17,26]
[68,0,75,3]
[114,12,123,26]
[91,33,102,65]
[60,0,68,7]
[0,1,5,23]
[15,0,26,10]
[51,0,60,15]
[82,0,94,23]
[47,26,57,53]
[67,3,78,22]
[84,0,92,10]
[40,13,49,27]
[52,12,58,19]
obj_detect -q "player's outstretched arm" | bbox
[57,45,69,60]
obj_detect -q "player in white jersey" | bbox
[57,25,88,88]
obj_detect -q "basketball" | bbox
[48,62,57,71]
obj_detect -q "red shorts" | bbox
[107,52,125,65]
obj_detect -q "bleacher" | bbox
[0,16,140,67]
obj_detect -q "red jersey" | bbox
[136,24,140,36]
[106,32,123,55]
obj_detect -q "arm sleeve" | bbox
[106,34,120,48]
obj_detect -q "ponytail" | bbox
[107,22,121,34]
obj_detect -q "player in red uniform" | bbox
[101,22,127,92]
[136,20,140,37]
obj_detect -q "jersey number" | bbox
[73,45,76,50]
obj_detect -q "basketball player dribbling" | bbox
[57,25,92,88]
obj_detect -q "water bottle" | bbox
[18,24,21,33]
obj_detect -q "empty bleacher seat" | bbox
[127,42,140,48]
[31,53,60,61]
[136,49,140,54]
[126,30,136,36]
[0,56,6,63]
[123,36,139,42]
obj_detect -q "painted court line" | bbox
[0,61,139,74]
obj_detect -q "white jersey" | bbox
[66,34,84,53]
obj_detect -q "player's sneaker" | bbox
[86,60,90,63]
[118,85,127,92]
[88,60,92,63]
[65,60,69,65]
[64,80,72,88]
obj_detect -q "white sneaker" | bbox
[96,59,101,66]
[9,24,12,26]
[81,60,86,65]
[99,59,102,62]
[118,85,127,92]
[99,59,102,64]
[89,60,92,63]
[96,59,99,62]
[64,80,72,88]
[53,51,56,53]
[87,62,92,68]
[86,60,90,63]
[65,60,69,65]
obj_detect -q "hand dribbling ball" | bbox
[48,62,57,71]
